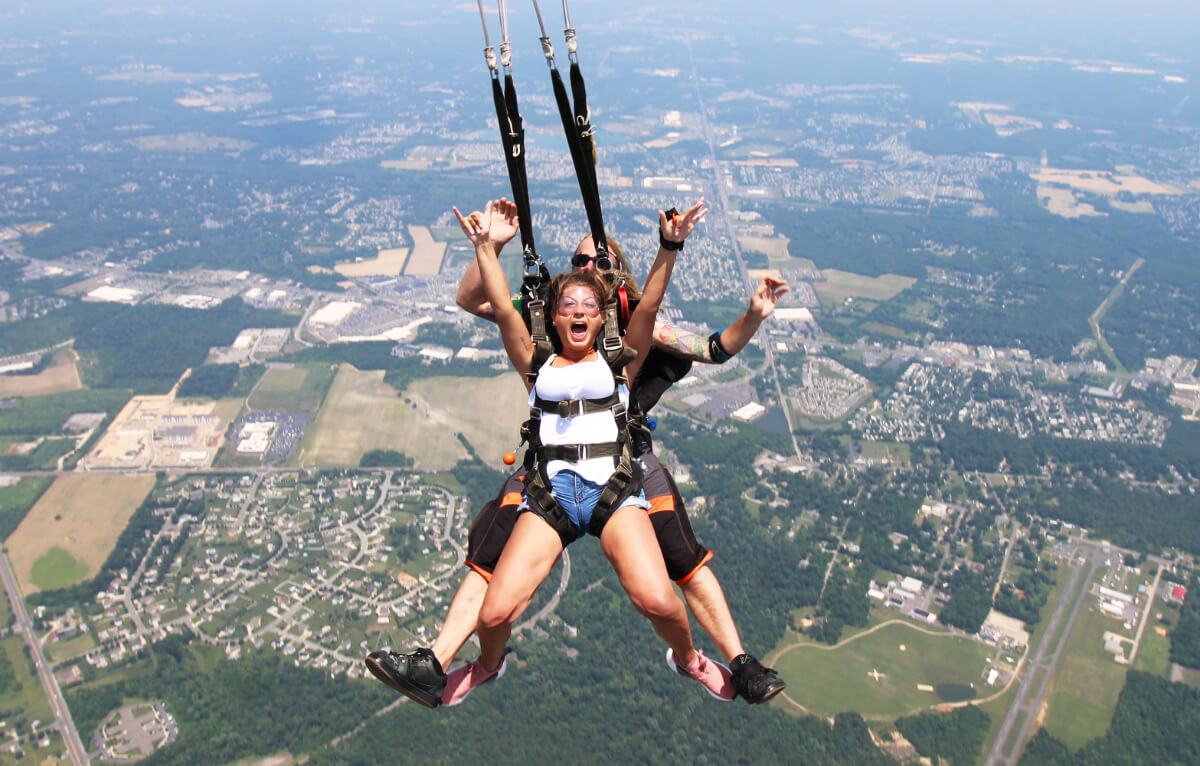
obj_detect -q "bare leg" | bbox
[681,566,745,663]
[600,504,697,665]
[430,570,488,669]
[476,513,563,672]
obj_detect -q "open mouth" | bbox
[569,321,589,342]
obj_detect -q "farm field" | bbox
[247,363,335,412]
[0,350,81,397]
[817,269,917,303]
[771,620,997,718]
[7,473,156,594]
[297,366,526,469]
[0,476,53,542]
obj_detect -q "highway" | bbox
[0,550,90,765]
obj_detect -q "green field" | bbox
[773,621,996,717]
[31,546,91,590]
[0,475,53,542]
[44,630,97,663]
[0,635,53,722]
[1041,600,1132,749]
[247,363,336,412]
[856,441,912,465]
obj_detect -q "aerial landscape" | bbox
[2,0,1200,763]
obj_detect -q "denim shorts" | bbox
[541,469,649,541]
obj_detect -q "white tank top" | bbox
[532,354,629,485]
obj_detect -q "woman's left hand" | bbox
[660,197,708,246]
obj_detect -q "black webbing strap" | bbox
[599,301,637,380]
[533,391,621,418]
[477,0,548,303]
[539,441,622,461]
[533,0,608,257]
[526,299,553,384]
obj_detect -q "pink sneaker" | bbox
[667,649,735,701]
[441,655,508,707]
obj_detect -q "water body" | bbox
[935,683,978,703]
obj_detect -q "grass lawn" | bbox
[0,475,53,543]
[1041,599,1131,749]
[31,546,90,590]
[247,363,336,412]
[44,631,97,663]
[772,621,995,717]
[0,635,53,722]
[1133,621,1173,678]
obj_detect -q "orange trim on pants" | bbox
[465,561,494,582]
[675,550,714,585]
[646,494,676,514]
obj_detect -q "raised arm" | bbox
[624,198,707,383]
[650,276,789,362]
[454,198,520,321]
[453,201,534,388]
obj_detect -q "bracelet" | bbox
[659,230,684,251]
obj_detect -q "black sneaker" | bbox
[729,653,787,705]
[364,647,447,708]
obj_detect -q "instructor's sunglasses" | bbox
[570,251,613,271]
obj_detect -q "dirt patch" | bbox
[403,226,447,276]
[0,350,81,398]
[334,248,409,278]
[299,366,527,470]
[738,236,792,261]
[1038,185,1104,218]
[818,269,916,302]
[1032,167,1180,196]
[8,474,156,595]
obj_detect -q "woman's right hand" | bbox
[452,198,519,253]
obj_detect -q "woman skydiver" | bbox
[366,199,789,708]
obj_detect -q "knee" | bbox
[477,600,513,631]
[630,587,682,621]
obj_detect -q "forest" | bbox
[895,704,991,766]
[1169,574,1200,670]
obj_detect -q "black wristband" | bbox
[707,331,734,363]
[659,230,684,251]
[659,206,684,251]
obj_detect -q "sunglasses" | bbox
[570,251,613,271]
[557,296,602,317]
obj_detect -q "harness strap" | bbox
[533,391,621,417]
[533,0,608,256]
[539,441,622,461]
[599,301,637,382]
[477,0,548,303]
[526,299,554,384]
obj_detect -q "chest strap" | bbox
[533,391,620,418]
[539,441,622,462]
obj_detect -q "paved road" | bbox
[684,32,801,459]
[985,543,1105,766]
[0,551,90,765]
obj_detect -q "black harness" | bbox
[474,1,646,542]
[519,361,642,545]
